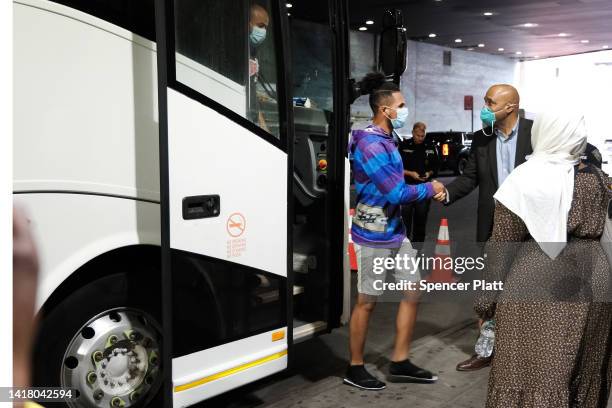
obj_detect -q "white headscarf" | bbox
[493,109,588,259]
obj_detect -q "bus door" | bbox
[288,0,351,339]
[155,0,293,406]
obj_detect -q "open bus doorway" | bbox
[289,0,346,341]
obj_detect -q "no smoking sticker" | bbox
[226,212,247,258]
[226,212,246,237]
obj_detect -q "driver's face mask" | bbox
[250,25,267,46]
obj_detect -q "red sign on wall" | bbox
[464,95,474,110]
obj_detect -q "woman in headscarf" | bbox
[477,108,612,407]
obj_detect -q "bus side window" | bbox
[174,0,281,139]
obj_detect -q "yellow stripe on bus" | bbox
[174,349,288,392]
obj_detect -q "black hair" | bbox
[361,72,400,114]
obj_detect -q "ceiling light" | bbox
[534,55,539,58]
[429,33,437,38]
[603,45,610,49]
[498,48,505,51]
[467,48,474,51]
[580,39,590,44]
[455,38,462,43]
[286,3,292,8]
[478,43,485,48]
[358,26,367,31]
[516,51,522,55]
[365,20,374,25]
[558,33,570,37]
[483,12,493,16]
[522,23,538,28]
[287,12,291,16]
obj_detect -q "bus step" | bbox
[293,320,327,342]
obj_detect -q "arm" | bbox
[444,145,478,204]
[474,202,528,319]
[257,110,270,132]
[361,143,434,205]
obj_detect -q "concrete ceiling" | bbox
[348,0,612,60]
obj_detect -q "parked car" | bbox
[426,131,473,175]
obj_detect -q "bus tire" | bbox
[32,269,163,408]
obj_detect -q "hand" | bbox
[431,180,445,195]
[258,111,270,132]
[249,58,259,77]
[433,191,447,202]
[430,180,447,202]
[405,171,422,181]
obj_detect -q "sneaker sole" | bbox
[386,373,438,383]
[342,378,386,391]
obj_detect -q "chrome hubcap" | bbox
[61,308,161,407]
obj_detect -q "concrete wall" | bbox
[350,35,519,137]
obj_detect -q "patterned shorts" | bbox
[355,240,421,296]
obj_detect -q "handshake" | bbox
[430,180,447,202]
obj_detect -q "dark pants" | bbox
[401,197,431,250]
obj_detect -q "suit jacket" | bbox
[445,117,533,242]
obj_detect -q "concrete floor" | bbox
[199,176,612,407]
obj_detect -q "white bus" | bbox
[13,0,406,406]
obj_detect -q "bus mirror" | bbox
[347,9,407,104]
[378,9,407,84]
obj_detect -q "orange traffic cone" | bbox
[348,208,358,271]
[428,218,455,283]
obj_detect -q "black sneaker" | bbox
[387,359,438,383]
[343,365,386,390]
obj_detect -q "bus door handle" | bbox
[182,195,220,219]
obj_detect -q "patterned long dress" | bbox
[477,165,612,407]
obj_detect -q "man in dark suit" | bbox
[438,84,533,242]
[435,84,533,370]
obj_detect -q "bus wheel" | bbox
[33,272,163,407]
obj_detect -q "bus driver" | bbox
[248,3,271,133]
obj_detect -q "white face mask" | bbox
[250,25,267,46]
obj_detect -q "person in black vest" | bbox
[434,84,533,371]
[399,122,439,250]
